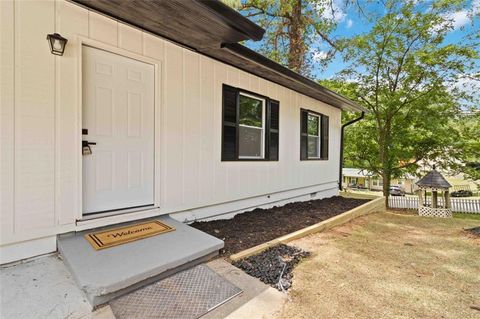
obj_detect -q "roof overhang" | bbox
[216,44,366,112]
[416,170,452,188]
[72,0,264,49]
[71,0,366,112]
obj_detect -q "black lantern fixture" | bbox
[46,33,68,56]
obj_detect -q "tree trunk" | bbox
[382,172,391,208]
[379,121,392,208]
[287,0,305,73]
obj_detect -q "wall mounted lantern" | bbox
[46,33,68,56]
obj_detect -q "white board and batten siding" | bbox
[0,0,341,262]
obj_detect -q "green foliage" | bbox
[453,111,480,181]
[238,0,343,75]
[453,213,480,221]
[239,95,263,127]
[322,0,479,198]
[307,114,319,135]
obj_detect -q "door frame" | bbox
[76,36,162,223]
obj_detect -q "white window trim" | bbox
[307,112,321,159]
[372,178,383,187]
[238,92,266,159]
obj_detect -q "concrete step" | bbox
[58,215,224,307]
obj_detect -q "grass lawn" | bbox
[276,212,480,319]
[454,213,480,221]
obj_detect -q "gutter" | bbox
[199,0,265,41]
[339,112,365,190]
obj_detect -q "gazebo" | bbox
[416,167,452,218]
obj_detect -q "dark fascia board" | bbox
[198,0,265,41]
[220,43,367,112]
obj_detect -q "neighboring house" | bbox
[342,168,417,193]
[342,168,373,189]
[0,0,364,265]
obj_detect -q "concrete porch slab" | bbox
[58,215,223,307]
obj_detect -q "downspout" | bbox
[339,112,365,190]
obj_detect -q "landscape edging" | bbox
[229,197,386,262]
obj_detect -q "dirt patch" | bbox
[232,244,310,291]
[466,226,480,237]
[276,212,480,319]
[191,196,368,256]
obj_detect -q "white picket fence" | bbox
[388,196,480,214]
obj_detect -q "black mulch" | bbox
[191,196,369,256]
[466,226,480,236]
[232,244,310,291]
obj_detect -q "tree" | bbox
[454,110,480,182]
[236,0,344,75]
[322,0,479,205]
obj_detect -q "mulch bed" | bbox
[191,196,369,256]
[232,244,310,291]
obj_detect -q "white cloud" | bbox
[346,19,353,28]
[315,0,346,23]
[312,50,329,62]
[444,10,470,29]
[436,1,480,31]
[473,0,480,12]
[449,73,480,107]
[428,0,480,34]
[452,74,480,91]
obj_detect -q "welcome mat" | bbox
[85,220,175,250]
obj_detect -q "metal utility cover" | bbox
[110,264,242,319]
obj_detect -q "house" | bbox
[342,168,417,193]
[0,0,365,304]
[342,168,374,189]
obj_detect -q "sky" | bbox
[242,0,480,107]
[311,0,480,79]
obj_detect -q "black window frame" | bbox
[221,84,279,162]
[300,108,329,161]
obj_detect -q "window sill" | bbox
[221,158,278,162]
[301,158,328,161]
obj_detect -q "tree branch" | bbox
[241,4,282,19]
[391,34,421,92]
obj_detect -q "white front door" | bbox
[82,46,155,215]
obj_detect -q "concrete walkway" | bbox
[0,254,93,319]
[1,254,286,319]
[203,259,286,319]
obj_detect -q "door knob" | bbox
[82,141,96,156]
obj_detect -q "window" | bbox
[300,109,329,160]
[238,93,265,158]
[307,113,320,158]
[372,178,383,187]
[222,85,279,161]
